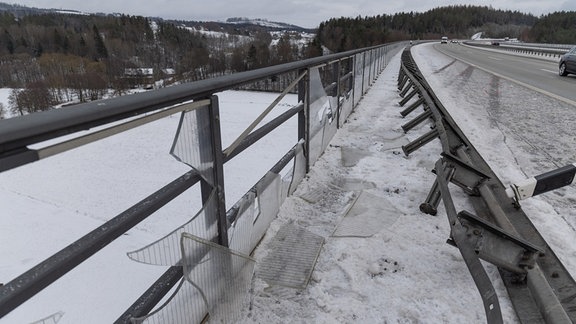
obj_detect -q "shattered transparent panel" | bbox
[227,191,255,256]
[280,171,291,204]
[30,312,64,324]
[321,96,338,150]
[332,191,402,238]
[256,223,324,289]
[339,90,354,127]
[170,106,215,186]
[181,233,255,324]
[307,68,333,165]
[353,53,364,106]
[127,189,219,266]
[130,279,207,324]
[287,141,305,196]
[364,51,373,87]
[251,172,281,249]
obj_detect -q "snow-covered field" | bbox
[2,43,576,323]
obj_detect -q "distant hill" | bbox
[0,2,319,114]
[0,2,314,32]
[316,5,573,52]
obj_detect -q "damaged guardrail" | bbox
[397,47,576,323]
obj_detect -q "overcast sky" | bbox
[12,0,576,28]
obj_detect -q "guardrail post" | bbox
[401,108,432,133]
[400,97,425,117]
[420,179,441,215]
[402,128,439,156]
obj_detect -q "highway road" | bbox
[432,42,576,106]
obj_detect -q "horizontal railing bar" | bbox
[0,169,203,318]
[223,103,303,162]
[114,266,184,323]
[227,145,297,225]
[119,145,298,323]
[223,72,305,156]
[0,45,392,157]
[1,100,209,173]
[38,100,209,160]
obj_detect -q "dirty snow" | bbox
[2,42,576,323]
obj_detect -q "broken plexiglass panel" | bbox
[130,279,208,324]
[287,141,306,197]
[181,233,256,323]
[353,53,364,106]
[227,191,255,256]
[127,189,219,266]
[307,67,334,166]
[251,172,281,249]
[30,312,64,324]
[170,106,215,186]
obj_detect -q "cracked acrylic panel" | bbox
[130,279,208,324]
[339,89,354,128]
[287,141,306,197]
[354,53,364,106]
[170,105,215,186]
[181,233,256,323]
[131,232,255,324]
[127,189,219,266]
[227,191,255,256]
[308,67,335,166]
[30,312,64,324]
[251,172,282,249]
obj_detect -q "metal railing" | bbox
[465,40,574,59]
[0,42,405,322]
[398,46,576,323]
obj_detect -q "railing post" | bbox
[206,95,229,247]
[335,59,342,128]
[298,68,310,173]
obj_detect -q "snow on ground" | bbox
[1,42,576,323]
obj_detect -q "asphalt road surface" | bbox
[432,42,576,106]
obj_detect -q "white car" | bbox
[441,36,448,44]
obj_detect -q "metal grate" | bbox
[256,224,324,289]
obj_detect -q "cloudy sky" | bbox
[12,0,576,28]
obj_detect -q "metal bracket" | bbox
[456,210,544,274]
[441,152,490,195]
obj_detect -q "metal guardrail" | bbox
[398,46,576,323]
[0,41,405,322]
[465,41,575,59]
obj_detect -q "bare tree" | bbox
[9,81,55,115]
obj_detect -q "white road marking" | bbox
[488,56,503,61]
[541,69,558,74]
[440,50,576,107]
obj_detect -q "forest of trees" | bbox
[0,10,310,115]
[317,5,542,52]
[317,6,576,52]
[0,4,575,117]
